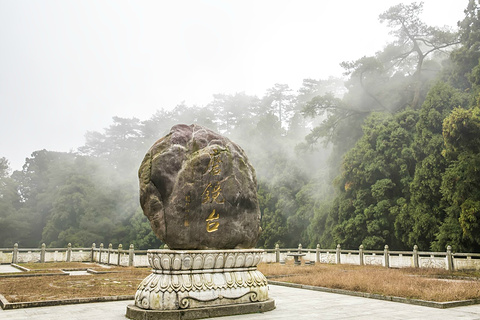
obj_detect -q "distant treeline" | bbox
[1,1,480,251]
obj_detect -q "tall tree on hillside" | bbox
[295,78,346,121]
[325,111,418,249]
[378,2,460,109]
[304,2,459,153]
[141,105,218,148]
[169,102,218,130]
[208,92,258,135]
[449,0,480,91]
[293,78,346,139]
[436,105,480,251]
[127,208,163,250]
[336,2,459,113]
[256,183,289,248]
[79,116,145,176]
[11,150,77,246]
[262,84,294,129]
[141,108,178,145]
[38,155,139,247]
[339,2,460,112]
[402,82,468,249]
[41,173,94,247]
[0,158,26,247]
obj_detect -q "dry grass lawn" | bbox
[2,262,480,304]
[259,262,480,302]
[18,262,100,270]
[0,263,150,303]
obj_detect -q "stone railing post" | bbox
[66,243,72,262]
[316,244,320,263]
[117,244,123,266]
[91,243,96,262]
[99,243,104,264]
[129,244,135,267]
[384,245,389,268]
[336,244,341,264]
[359,244,364,266]
[40,243,46,263]
[446,245,453,271]
[12,243,18,264]
[298,243,302,254]
[275,244,280,263]
[413,245,419,268]
[107,243,112,264]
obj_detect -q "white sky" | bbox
[0,0,468,171]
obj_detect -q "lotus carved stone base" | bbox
[126,249,274,319]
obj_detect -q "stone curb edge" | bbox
[11,264,29,271]
[268,280,480,309]
[0,272,69,278]
[0,294,134,310]
[0,265,118,278]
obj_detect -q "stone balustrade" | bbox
[2,243,480,271]
[0,243,145,267]
[262,243,480,271]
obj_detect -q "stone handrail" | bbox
[2,243,480,271]
[262,243,480,271]
[0,243,143,267]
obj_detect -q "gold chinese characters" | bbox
[204,148,223,232]
[206,209,220,232]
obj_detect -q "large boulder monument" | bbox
[126,124,275,320]
[138,123,261,249]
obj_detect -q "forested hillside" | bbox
[1,1,480,251]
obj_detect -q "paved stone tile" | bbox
[2,285,480,319]
[0,264,22,273]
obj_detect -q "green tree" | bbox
[319,110,418,249]
[0,157,26,247]
[436,105,480,251]
[79,116,145,177]
[404,82,468,249]
[127,208,163,249]
[262,83,294,129]
[378,2,459,109]
[41,173,93,247]
[302,2,465,251]
[256,183,289,248]
[449,0,480,91]
[208,92,258,135]
[11,150,78,246]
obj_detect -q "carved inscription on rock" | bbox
[138,124,261,250]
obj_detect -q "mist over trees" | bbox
[1,1,480,251]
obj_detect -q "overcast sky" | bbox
[0,0,468,171]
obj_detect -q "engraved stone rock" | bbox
[127,124,274,319]
[138,124,261,250]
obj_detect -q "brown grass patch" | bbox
[19,262,98,270]
[258,262,480,302]
[0,263,150,303]
[3,261,480,304]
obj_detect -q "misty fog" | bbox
[1,1,478,252]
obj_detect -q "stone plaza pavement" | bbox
[0,265,22,273]
[2,284,480,320]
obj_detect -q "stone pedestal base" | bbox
[126,249,274,319]
[126,299,275,320]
